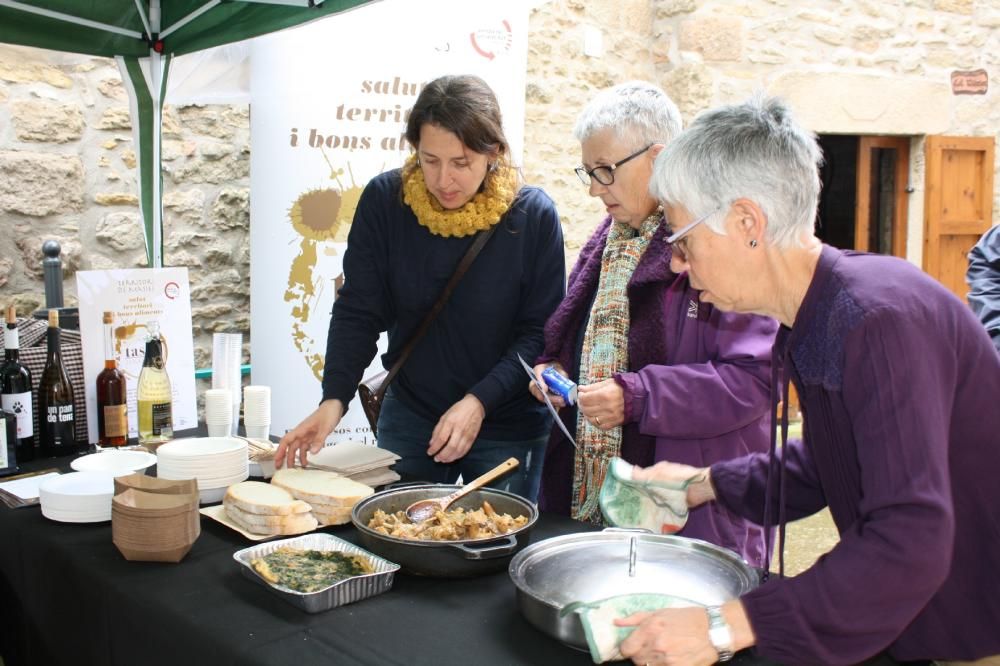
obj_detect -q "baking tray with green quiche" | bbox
[233,533,400,612]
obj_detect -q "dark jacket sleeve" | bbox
[967,225,1000,352]
[320,178,392,406]
[467,190,566,413]
[711,437,827,525]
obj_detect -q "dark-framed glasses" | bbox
[575,143,653,186]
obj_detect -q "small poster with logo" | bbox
[76,268,197,443]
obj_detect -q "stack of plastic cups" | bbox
[242,386,271,441]
[203,389,233,437]
[211,332,243,436]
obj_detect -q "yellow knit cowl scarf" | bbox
[401,155,518,237]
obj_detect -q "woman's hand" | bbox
[274,399,344,469]
[616,606,719,666]
[529,362,568,409]
[427,394,485,463]
[577,378,625,429]
[631,461,716,508]
[616,601,754,666]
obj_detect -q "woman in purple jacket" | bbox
[530,82,778,567]
[616,96,1000,665]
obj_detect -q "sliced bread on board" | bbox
[223,480,312,516]
[225,507,318,536]
[271,468,374,507]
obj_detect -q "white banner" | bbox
[249,0,529,445]
[76,268,198,441]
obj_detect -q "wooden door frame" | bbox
[855,136,910,258]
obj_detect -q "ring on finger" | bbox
[594,415,602,426]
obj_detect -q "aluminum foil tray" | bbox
[233,532,400,613]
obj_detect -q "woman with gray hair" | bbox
[530,81,777,567]
[616,95,1000,665]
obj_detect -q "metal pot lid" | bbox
[509,530,758,609]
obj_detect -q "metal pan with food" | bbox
[233,532,400,613]
[350,483,538,577]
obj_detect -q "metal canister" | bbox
[541,367,578,405]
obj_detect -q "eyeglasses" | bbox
[575,144,653,186]
[665,208,719,261]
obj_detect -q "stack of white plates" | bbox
[39,471,116,523]
[156,437,249,504]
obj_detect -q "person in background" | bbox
[276,74,565,501]
[616,94,1000,666]
[967,224,1000,353]
[530,81,777,568]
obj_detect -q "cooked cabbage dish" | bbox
[251,547,374,593]
[367,500,528,541]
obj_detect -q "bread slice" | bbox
[224,481,312,516]
[312,506,354,527]
[271,468,374,507]
[226,506,318,535]
[224,502,315,528]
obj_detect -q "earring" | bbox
[749,239,758,248]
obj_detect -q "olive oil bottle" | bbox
[137,322,173,449]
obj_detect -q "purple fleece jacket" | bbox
[713,246,1000,663]
[537,217,779,567]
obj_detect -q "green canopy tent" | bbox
[0,0,376,267]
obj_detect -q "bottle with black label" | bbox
[137,322,172,449]
[37,309,76,457]
[96,311,128,447]
[0,407,17,477]
[1,305,34,462]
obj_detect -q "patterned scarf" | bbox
[572,213,662,522]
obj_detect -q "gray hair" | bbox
[574,81,683,149]
[650,94,823,248]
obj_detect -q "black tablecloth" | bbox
[0,450,772,666]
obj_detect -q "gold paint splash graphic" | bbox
[285,155,365,381]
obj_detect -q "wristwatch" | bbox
[706,605,735,662]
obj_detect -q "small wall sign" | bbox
[951,69,988,95]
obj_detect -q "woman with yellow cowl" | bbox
[276,75,565,501]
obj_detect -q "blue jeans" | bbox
[376,392,548,502]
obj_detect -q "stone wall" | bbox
[1,0,998,373]
[0,44,251,376]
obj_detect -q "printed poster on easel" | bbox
[76,268,198,442]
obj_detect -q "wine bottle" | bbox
[37,309,76,457]
[96,311,128,447]
[137,321,172,449]
[1,305,35,462]
[0,407,16,477]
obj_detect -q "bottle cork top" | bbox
[5,305,14,325]
[103,311,114,324]
[48,309,59,327]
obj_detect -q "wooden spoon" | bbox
[404,457,519,523]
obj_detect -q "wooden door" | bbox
[855,137,910,258]
[923,136,995,302]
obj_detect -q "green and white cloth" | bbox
[563,592,701,663]
[599,457,699,534]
